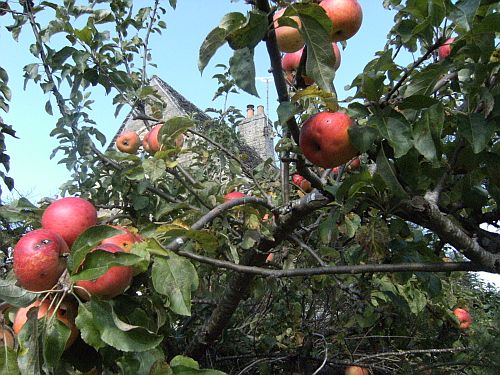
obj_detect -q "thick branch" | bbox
[185,191,331,359]
[398,196,500,273]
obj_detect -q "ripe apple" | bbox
[282,43,341,85]
[142,131,152,153]
[453,307,472,329]
[116,131,140,154]
[13,299,79,349]
[273,7,304,53]
[438,37,455,61]
[223,191,247,201]
[266,253,274,263]
[13,229,68,291]
[320,0,363,42]
[75,243,133,300]
[146,124,163,153]
[292,174,305,186]
[347,157,361,171]
[41,197,97,247]
[101,225,143,252]
[300,179,313,193]
[0,325,15,349]
[345,366,369,375]
[299,111,358,168]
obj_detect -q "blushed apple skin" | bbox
[142,131,152,153]
[116,131,140,154]
[453,307,472,329]
[75,243,133,300]
[41,197,97,247]
[147,124,163,153]
[438,37,455,60]
[13,299,79,349]
[320,0,363,42]
[273,8,304,53]
[292,174,305,186]
[101,225,143,252]
[223,191,247,201]
[299,112,358,168]
[13,229,68,291]
[345,366,369,375]
[0,326,15,349]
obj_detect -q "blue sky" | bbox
[0,0,395,201]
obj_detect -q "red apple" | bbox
[266,253,274,263]
[438,37,455,61]
[299,112,358,168]
[453,307,472,329]
[320,0,363,42]
[292,174,305,186]
[223,191,247,201]
[13,229,68,291]
[41,197,97,247]
[345,366,369,375]
[147,124,163,153]
[273,7,304,53]
[101,225,143,253]
[347,157,361,171]
[282,43,341,85]
[13,299,79,349]
[75,243,133,300]
[115,131,140,154]
[300,179,313,193]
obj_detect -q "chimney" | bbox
[246,104,255,118]
[257,105,265,115]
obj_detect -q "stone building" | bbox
[111,75,275,167]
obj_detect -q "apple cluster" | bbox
[10,196,142,350]
[116,123,184,155]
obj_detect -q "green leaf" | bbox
[449,0,480,32]
[143,158,166,183]
[0,347,19,375]
[171,356,200,369]
[229,48,258,97]
[457,113,496,154]
[52,46,77,66]
[397,95,439,110]
[170,355,227,374]
[42,317,70,368]
[474,12,500,33]
[76,300,163,352]
[17,307,42,375]
[0,276,37,307]
[277,102,299,126]
[158,116,194,146]
[348,123,379,153]
[370,114,413,158]
[376,147,408,199]
[152,254,199,316]
[117,349,165,375]
[70,250,142,281]
[227,10,267,50]
[403,65,448,98]
[413,104,443,161]
[198,13,246,73]
[291,3,336,93]
[68,225,124,274]
[361,72,386,101]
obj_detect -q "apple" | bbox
[438,37,455,61]
[273,7,304,53]
[0,325,15,349]
[299,111,358,168]
[266,253,274,263]
[13,229,68,291]
[300,179,313,193]
[345,366,369,375]
[115,131,140,154]
[282,43,341,85]
[453,307,472,329]
[347,157,361,171]
[292,174,305,186]
[41,197,97,247]
[320,0,363,42]
[223,191,247,201]
[101,225,143,252]
[75,243,133,300]
[146,124,163,153]
[13,299,79,349]
[142,131,152,153]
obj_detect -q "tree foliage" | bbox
[0,0,499,374]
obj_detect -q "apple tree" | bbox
[0,0,499,374]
